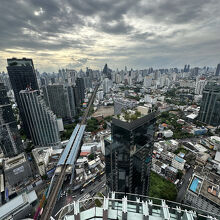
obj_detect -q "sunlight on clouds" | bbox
[34,8,44,16]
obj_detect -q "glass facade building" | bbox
[0,83,23,157]
[76,78,85,103]
[7,58,39,137]
[43,84,75,120]
[198,83,220,126]
[105,113,156,196]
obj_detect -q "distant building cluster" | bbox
[0,59,220,218]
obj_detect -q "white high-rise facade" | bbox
[143,76,152,88]
[20,89,60,147]
[103,78,112,94]
[195,79,207,95]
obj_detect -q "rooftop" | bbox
[189,173,220,207]
[59,192,219,220]
[4,153,27,170]
[115,109,143,122]
[174,156,185,163]
[0,190,37,219]
[112,111,157,131]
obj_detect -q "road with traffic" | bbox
[53,175,106,218]
[176,167,193,203]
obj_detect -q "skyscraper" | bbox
[76,78,85,103]
[42,84,74,120]
[198,83,220,126]
[0,83,23,157]
[215,63,220,76]
[105,112,156,196]
[83,76,92,89]
[7,58,39,137]
[67,85,77,118]
[20,89,60,147]
[103,63,112,79]
[195,78,207,95]
[103,78,112,94]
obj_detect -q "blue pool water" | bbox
[190,178,199,192]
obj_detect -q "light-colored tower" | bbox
[20,89,60,147]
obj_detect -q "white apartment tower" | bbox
[20,89,61,147]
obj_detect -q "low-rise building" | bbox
[185,173,220,215]
[160,151,175,162]
[196,152,210,166]
[88,158,101,169]
[210,136,220,151]
[4,153,32,186]
[152,158,163,173]
[172,155,185,171]
[81,142,101,154]
[163,130,173,138]
[165,166,178,182]
[32,147,53,176]
[0,190,37,220]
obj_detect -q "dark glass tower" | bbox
[7,58,39,137]
[198,83,220,126]
[73,86,80,109]
[103,63,112,79]
[76,78,85,103]
[105,112,156,196]
[0,83,23,157]
[43,84,72,119]
[215,63,220,76]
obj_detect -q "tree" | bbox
[42,174,48,180]
[103,122,107,129]
[88,153,95,160]
[149,172,177,201]
[177,170,183,179]
[104,116,113,122]
[86,117,99,132]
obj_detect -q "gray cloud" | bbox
[0,0,220,71]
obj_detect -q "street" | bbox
[176,167,193,202]
[52,175,106,217]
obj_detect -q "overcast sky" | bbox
[0,0,220,72]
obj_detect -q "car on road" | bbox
[80,189,85,194]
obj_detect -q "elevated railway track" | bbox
[40,84,99,220]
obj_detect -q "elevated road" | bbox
[41,84,99,220]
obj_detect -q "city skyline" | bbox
[0,0,220,72]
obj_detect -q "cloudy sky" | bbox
[0,0,220,72]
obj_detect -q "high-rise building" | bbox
[103,78,112,94]
[67,85,77,117]
[83,76,92,89]
[184,64,190,72]
[103,63,112,79]
[73,86,80,109]
[105,112,156,196]
[195,78,207,95]
[215,63,220,76]
[20,89,60,147]
[42,84,73,120]
[76,78,85,103]
[0,83,23,157]
[198,83,220,126]
[7,58,39,137]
